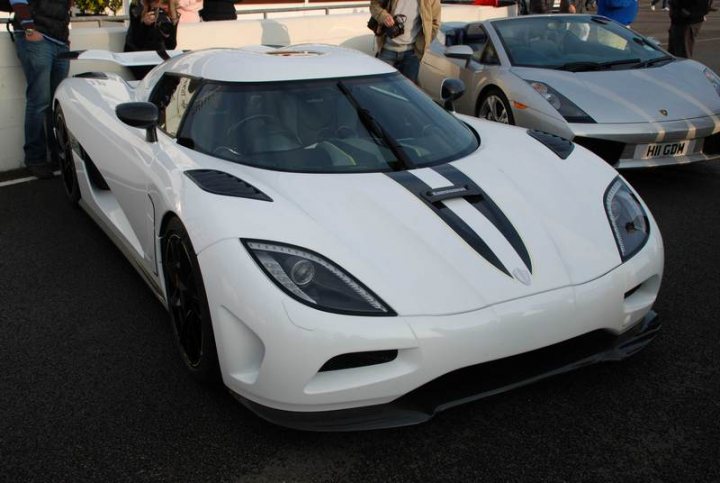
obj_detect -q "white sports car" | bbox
[53,45,663,430]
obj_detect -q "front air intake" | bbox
[574,137,625,165]
[702,132,720,156]
[319,350,398,372]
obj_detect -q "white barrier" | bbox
[0,5,512,173]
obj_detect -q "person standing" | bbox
[667,0,711,57]
[370,0,441,84]
[596,0,639,25]
[10,0,71,179]
[124,0,180,78]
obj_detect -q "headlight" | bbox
[527,80,595,123]
[243,240,395,316]
[703,68,720,97]
[604,178,650,261]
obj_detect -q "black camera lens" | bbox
[155,8,173,36]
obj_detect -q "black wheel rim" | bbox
[164,234,204,366]
[55,112,77,195]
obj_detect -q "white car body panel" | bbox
[54,45,664,428]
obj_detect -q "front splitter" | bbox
[231,311,660,431]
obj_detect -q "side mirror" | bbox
[441,78,465,111]
[445,45,474,61]
[116,102,159,143]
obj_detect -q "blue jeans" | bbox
[378,48,420,84]
[15,36,69,167]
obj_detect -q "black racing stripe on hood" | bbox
[432,164,532,273]
[386,171,511,277]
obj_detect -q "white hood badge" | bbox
[513,268,531,285]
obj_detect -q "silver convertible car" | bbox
[419,15,720,168]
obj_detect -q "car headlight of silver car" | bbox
[703,68,720,97]
[527,80,595,123]
[243,240,395,316]
[604,178,650,262]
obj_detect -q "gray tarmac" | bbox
[1,7,719,482]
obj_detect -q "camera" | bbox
[384,14,406,39]
[154,7,174,37]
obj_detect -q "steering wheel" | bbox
[226,114,281,134]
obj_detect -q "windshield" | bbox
[179,73,479,173]
[492,16,671,70]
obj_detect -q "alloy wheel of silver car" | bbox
[478,90,515,125]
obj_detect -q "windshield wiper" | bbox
[337,80,414,171]
[556,58,642,72]
[556,61,603,72]
[636,56,674,68]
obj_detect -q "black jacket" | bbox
[670,0,711,24]
[200,0,237,21]
[123,3,178,52]
[13,0,71,43]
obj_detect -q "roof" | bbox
[161,45,396,82]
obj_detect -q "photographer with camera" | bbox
[369,0,441,84]
[124,0,180,78]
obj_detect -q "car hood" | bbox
[187,121,630,316]
[512,60,720,124]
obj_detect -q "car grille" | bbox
[573,137,625,165]
[702,132,720,156]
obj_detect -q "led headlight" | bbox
[243,240,395,316]
[703,68,720,97]
[527,80,595,123]
[604,178,650,261]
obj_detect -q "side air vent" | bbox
[74,72,108,79]
[79,146,110,191]
[319,350,398,372]
[184,169,272,201]
[527,130,574,159]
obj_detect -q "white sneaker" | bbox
[650,4,656,10]
[662,6,669,10]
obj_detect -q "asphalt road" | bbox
[2,8,720,482]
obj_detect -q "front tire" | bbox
[477,88,515,125]
[162,217,220,382]
[54,105,81,205]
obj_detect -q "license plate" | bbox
[634,140,694,160]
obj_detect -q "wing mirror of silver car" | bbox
[444,44,474,68]
[116,102,160,143]
[441,78,465,111]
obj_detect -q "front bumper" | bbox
[571,118,720,169]
[198,228,663,429]
[234,310,660,431]
[516,107,720,168]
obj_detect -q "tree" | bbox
[74,0,109,15]
[108,0,123,14]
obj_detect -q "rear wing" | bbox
[60,49,185,67]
